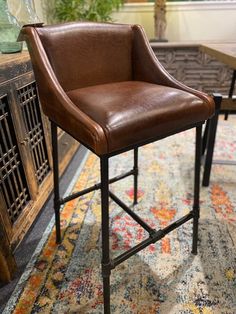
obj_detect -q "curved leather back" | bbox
[36,22,133,92]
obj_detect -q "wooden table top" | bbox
[0,51,29,67]
[200,43,236,69]
[0,51,32,83]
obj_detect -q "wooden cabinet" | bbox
[0,52,79,282]
[151,42,232,95]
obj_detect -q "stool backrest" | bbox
[36,22,133,92]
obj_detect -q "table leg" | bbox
[225,70,236,120]
[202,94,222,187]
[202,119,210,156]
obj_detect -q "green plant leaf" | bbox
[54,0,124,22]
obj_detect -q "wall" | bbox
[112,1,236,41]
[7,1,236,42]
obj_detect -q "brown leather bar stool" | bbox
[19,22,215,313]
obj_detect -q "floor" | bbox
[0,145,88,312]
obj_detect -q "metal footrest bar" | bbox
[59,169,135,205]
[109,191,155,235]
[112,211,194,268]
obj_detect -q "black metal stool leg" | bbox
[133,148,138,205]
[101,156,111,314]
[51,121,61,244]
[192,125,202,255]
[202,94,222,187]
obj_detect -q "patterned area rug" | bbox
[3,118,236,314]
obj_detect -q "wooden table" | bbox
[200,43,236,186]
[200,43,236,70]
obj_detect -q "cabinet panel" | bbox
[0,94,31,225]
[152,44,232,94]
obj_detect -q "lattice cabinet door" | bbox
[0,92,31,241]
[15,76,52,187]
[0,73,52,249]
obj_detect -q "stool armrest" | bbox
[132,25,215,117]
[19,26,108,155]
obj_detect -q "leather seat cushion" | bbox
[67,81,212,154]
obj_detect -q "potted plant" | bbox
[53,0,124,22]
